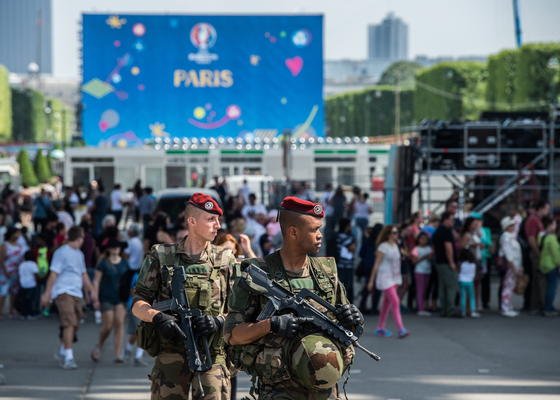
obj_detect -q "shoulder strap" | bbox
[152,243,178,289]
[153,243,178,265]
[263,251,290,290]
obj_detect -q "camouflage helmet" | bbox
[289,334,344,391]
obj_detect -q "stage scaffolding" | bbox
[415,116,560,217]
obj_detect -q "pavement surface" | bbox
[0,293,559,400]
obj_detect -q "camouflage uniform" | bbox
[224,251,355,400]
[134,239,236,400]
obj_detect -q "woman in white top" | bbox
[499,217,523,317]
[367,225,409,338]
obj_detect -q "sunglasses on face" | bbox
[391,230,399,235]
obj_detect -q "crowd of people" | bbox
[0,176,559,373]
[352,197,560,341]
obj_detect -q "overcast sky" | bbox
[52,0,560,78]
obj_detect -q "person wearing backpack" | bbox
[539,216,560,317]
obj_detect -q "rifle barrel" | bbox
[355,342,381,361]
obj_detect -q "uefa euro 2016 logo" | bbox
[188,22,219,64]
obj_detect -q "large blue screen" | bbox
[81,14,324,147]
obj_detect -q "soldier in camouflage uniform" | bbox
[224,196,365,400]
[132,193,236,400]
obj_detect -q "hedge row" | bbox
[49,98,75,143]
[413,61,487,121]
[487,43,560,110]
[0,66,11,141]
[326,86,414,136]
[12,88,47,142]
[10,87,74,143]
[0,64,74,144]
[327,62,488,135]
[328,43,559,134]
[486,49,518,110]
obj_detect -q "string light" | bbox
[149,135,388,151]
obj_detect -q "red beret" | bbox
[188,193,223,216]
[279,196,324,218]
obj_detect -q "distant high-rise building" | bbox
[0,0,53,74]
[367,12,408,61]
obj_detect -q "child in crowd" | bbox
[17,251,40,318]
[411,232,433,316]
[458,248,480,318]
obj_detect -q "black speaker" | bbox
[501,124,545,149]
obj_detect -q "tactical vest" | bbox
[259,252,339,306]
[232,252,342,386]
[137,243,229,364]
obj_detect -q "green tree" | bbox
[0,65,12,142]
[379,61,423,87]
[17,149,38,187]
[34,149,51,183]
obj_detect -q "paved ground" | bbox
[0,293,559,400]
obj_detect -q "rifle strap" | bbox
[249,375,258,399]
[341,360,352,400]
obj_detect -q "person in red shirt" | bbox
[523,200,550,313]
[53,222,67,249]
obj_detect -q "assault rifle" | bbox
[243,263,381,361]
[152,265,213,394]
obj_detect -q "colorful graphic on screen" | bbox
[82,14,324,147]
